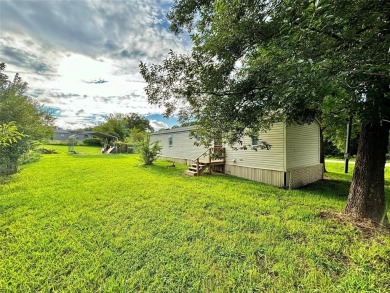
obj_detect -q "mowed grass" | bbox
[0,145,389,292]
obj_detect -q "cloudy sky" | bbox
[0,0,189,130]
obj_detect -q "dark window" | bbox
[251,135,259,146]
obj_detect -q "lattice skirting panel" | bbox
[287,164,323,189]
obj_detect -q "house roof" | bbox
[151,125,197,135]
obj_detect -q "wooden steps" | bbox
[185,161,225,177]
[185,163,207,176]
[185,147,226,177]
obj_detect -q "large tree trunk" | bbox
[344,122,389,224]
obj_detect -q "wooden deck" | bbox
[185,148,226,177]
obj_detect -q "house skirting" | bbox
[225,164,285,187]
[158,155,192,166]
[157,156,323,189]
[286,164,323,189]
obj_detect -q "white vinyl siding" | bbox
[224,122,285,171]
[151,122,322,188]
[286,122,320,170]
[151,129,207,160]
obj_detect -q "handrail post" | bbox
[208,147,212,174]
[196,158,200,176]
[223,148,226,173]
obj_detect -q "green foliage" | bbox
[128,128,147,144]
[0,63,54,175]
[18,149,41,166]
[141,0,389,144]
[93,113,152,141]
[0,123,24,146]
[83,137,102,146]
[138,133,162,165]
[0,147,389,291]
[0,64,54,140]
[324,139,344,158]
[124,113,153,132]
[93,116,126,141]
[123,128,147,153]
[0,139,30,175]
[116,141,134,154]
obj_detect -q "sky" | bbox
[0,0,190,130]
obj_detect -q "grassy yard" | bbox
[1,145,389,292]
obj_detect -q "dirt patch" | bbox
[319,211,390,239]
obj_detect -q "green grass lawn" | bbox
[1,145,389,292]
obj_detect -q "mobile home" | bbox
[150,122,323,189]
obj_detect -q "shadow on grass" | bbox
[298,179,350,201]
[136,162,187,177]
[0,175,14,185]
[298,176,390,208]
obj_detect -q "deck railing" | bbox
[192,147,226,175]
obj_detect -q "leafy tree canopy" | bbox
[93,113,153,141]
[0,63,54,140]
[140,0,390,223]
[141,0,389,143]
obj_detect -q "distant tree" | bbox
[0,63,54,175]
[93,113,152,141]
[93,115,127,140]
[124,113,153,132]
[83,137,102,146]
[323,120,360,158]
[140,1,390,223]
[169,121,198,130]
[123,128,147,152]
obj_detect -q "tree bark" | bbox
[344,122,389,224]
[320,127,327,173]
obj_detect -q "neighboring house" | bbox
[53,129,95,141]
[150,122,323,189]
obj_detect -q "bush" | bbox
[0,140,29,175]
[117,141,134,154]
[139,134,162,165]
[18,150,41,165]
[83,137,102,146]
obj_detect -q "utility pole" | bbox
[344,116,352,173]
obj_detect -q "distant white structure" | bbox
[150,122,323,189]
[53,129,94,141]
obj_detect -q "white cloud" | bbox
[0,0,191,129]
[149,120,169,130]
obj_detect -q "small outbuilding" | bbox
[150,121,323,189]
